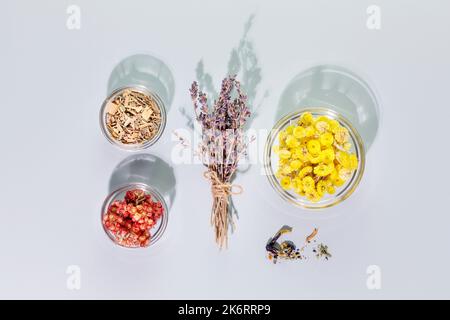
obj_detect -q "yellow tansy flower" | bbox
[343,142,352,151]
[281,177,292,190]
[290,160,302,170]
[278,131,287,144]
[293,178,303,194]
[314,164,332,177]
[302,176,315,191]
[315,116,330,123]
[298,166,313,178]
[308,152,324,164]
[291,149,301,160]
[293,126,306,139]
[329,119,340,133]
[327,185,336,194]
[305,126,316,137]
[329,167,338,180]
[316,180,327,196]
[286,135,299,148]
[338,168,353,181]
[307,139,321,155]
[285,125,295,135]
[321,148,335,164]
[281,165,292,175]
[306,189,321,202]
[333,176,345,187]
[300,112,313,125]
[349,154,358,170]
[279,149,291,160]
[315,121,329,134]
[319,132,334,147]
[335,127,350,144]
[279,159,289,167]
[336,151,351,168]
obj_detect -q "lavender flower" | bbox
[190,76,251,248]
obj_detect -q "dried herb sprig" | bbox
[190,75,251,249]
[314,243,332,260]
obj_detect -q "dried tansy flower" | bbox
[273,112,359,203]
[105,89,162,145]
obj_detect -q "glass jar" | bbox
[264,107,365,209]
[101,183,169,248]
[99,85,167,151]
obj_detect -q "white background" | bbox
[1,0,450,299]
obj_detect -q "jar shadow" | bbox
[181,14,268,176]
[107,53,175,110]
[109,153,176,210]
[277,64,381,151]
[193,14,268,130]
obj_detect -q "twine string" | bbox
[203,170,243,249]
[203,171,243,197]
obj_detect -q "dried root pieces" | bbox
[105,89,162,145]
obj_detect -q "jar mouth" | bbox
[101,183,169,248]
[99,85,167,151]
[264,107,366,209]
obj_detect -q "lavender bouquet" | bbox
[190,76,251,248]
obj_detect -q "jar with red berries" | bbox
[101,183,168,248]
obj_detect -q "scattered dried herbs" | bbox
[266,225,331,264]
[105,89,162,145]
[189,76,251,249]
[314,243,332,260]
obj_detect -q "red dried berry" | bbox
[103,189,163,248]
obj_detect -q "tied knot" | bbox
[203,171,243,198]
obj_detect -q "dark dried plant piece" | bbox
[266,225,303,263]
[106,89,162,145]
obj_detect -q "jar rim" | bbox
[263,107,366,209]
[101,182,169,248]
[99,85,167,151]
